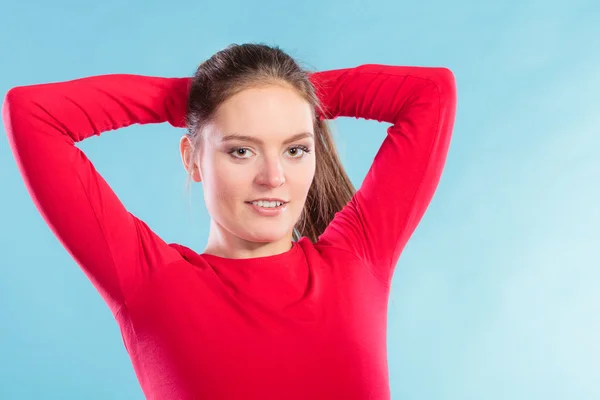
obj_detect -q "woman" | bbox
[3,43,457,399]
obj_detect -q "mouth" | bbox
[245,199,288,216]
[245,198,288,208]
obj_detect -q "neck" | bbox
[203,219,294,260]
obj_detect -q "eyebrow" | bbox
[220,132,314,146]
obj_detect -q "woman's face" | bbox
[185,84,316,246]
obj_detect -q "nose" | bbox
[255,156,285,188]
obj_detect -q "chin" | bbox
[238,225,291,244]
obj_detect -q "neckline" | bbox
[199,241,301,267]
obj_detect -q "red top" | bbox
[3,64,456,400]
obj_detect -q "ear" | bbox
[179,135,202,183]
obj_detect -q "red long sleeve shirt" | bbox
[3,64,457,400]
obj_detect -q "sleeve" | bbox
[311,64,457,286]
[2,74,191,315]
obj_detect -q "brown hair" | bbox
[185,43,355,243]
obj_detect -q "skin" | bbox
[180,83,316,259]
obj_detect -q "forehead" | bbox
[211,85,314,139]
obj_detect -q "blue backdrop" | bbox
[1,0,599,398]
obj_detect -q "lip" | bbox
[247,198,288,203]
[245,200,288,217]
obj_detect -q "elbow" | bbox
[430,68,457,114]
[2,86,32,138]
[2,88,20,138]
[4,86,29,108]
[434,67,457,97]
[3,86,26,117]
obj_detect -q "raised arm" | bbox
[2,74,190,315]
[311,64,457,287]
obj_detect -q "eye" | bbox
[228,147,255,159]
[287,145,311,158]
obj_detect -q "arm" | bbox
[310,64,457,287]
[2,74,190,315]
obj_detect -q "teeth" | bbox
[252,200,283,208]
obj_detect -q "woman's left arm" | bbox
[311,64,457,287]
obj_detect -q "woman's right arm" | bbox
[2,74,190,316]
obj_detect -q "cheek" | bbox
[290,160,316,195]
[202,155,250,207]
[287,162,315,225]
[215,164,250,201]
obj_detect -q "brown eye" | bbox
[228,147,254,159]
[287,145,311,158]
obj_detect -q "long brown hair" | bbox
[185,43,355,243]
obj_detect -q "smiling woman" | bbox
[180,46,358,260]
[180,81,321,259]
[2,43,457,399]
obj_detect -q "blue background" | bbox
[1,0,599,398]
